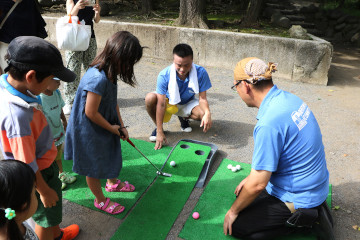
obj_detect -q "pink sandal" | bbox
[105,179,135,192]
[94,198,125,215]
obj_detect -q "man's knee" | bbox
[190,105,204,120]
[145,92,157,109]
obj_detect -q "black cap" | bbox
[4,36,76,82]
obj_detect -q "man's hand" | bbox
[39,187,59,208]
[234,177,248,196]
[200,112,212,132]
[155,131,167,150]
[223,208,238,236]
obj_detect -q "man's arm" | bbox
[155,94,167,150]
[223,169,272,236]
[198,91,212,132]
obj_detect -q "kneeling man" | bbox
[145,43,212,150]
[223,57,331,239]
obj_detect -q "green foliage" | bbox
[322,0,360,17]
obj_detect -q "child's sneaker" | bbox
[59,172,77,184]
[60,224,80,240]
[61,182,67,190]
[178,117,192,132]
[149,128,157,142]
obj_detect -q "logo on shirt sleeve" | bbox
[291,103,311,131]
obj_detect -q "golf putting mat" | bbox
[62,138,173,219]
[111,140,212,239]
[179,158,333,240]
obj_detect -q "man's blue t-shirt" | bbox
[156,64,212,105]
[252,85,329,209]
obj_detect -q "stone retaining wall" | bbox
[44,16,333,85]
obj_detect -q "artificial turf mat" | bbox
[179,158,333,240]
[112,140,212,240]
[62,138,173,219]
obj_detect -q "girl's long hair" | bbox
[0,160,36,240]
[90,31,143,87]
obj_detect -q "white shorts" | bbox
[176,98,199,118]
[0,42,9,72]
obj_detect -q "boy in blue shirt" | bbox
[145,44,212,150]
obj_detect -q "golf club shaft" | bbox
[126,139,163,173]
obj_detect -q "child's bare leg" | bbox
[86,176,123,211]
[35,224,60,240]
[55,157,63,173]
[107,178,126,188]
[55,145,64,173]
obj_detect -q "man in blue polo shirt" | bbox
[145,44,212,150]
[223,57,331,239]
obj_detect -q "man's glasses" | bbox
[231,80,243,91]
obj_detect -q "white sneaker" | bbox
[178,117,192,133]
[63,104,72,115]
[149,128,157,142]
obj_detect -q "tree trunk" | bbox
[175,0,208,29]
[337,0,345,8]
[241,0,264,27]
[239,0,250,11]
[142,0,153,14]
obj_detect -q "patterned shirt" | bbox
[0,74,57,172]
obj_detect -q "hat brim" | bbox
[53,67,76,82]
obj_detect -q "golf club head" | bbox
[156,171,172,177]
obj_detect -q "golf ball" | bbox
[170,161,176,167]
[236,165,241,170]
[231,167,238,172]
[227,164,233,170]
[192,212,200,219]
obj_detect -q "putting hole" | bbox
[180,144,190,149]
[195,150,205,155]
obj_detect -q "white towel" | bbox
[168,63,199,105]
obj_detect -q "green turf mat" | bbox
[112,141,212,240]
[62,138,172,219]
[179,158,333,240]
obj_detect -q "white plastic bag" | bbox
[56,15,91,51]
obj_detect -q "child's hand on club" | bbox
[111,124,121,136]
[119,127,129,141]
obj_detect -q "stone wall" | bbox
[43,16,333,85]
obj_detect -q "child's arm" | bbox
[35,170,59,208]
[85,91,120,136]
[61,109,67,132]
[93,0,101,23]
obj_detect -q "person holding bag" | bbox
[64,0,101,115]
[0,0,48,74]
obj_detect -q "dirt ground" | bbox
[56,42,360,240]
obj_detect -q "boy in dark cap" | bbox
[0,36,79,240]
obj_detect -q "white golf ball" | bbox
[227,164,233,170]
[231,167,238,172]
[236,165,241,170]
[170,161,176,167]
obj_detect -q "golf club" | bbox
[119,130,171,177]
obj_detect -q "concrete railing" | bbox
[44,16,333,85]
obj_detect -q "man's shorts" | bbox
[32,161,62,228]
[175,98,199,117]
